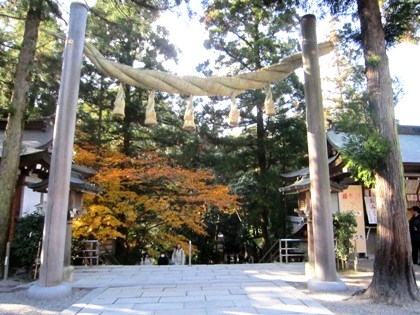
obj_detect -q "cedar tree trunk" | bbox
[357,0,419,303]
[256,95,270,250]
[0,2,42,274]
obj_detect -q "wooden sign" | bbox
[338,185,367,254]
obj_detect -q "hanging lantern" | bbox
[112,83,125,117]
[264,84,276,116]
[228,96,240,126]
[145,90,157,126]
[182,95,196,131]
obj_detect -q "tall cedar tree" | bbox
[357,0,418,302]
[319,0,419,303]
[0,0,44,275]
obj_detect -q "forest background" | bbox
[0,0,418,268]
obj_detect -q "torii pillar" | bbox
[28,2,88,298]
[300,14,346,292]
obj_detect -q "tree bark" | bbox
[357,0,419,303]
[0,2,42,274]
[256,95,270,250]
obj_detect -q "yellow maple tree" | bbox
[72,146,238,258]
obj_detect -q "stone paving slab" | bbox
[63,263,334,315]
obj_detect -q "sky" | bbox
[388,44,420,126]
[60,1,419,126]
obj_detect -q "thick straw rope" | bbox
[48,32,333,128]
[182,95,196,131]
[113,83,125,116]
[229,96,240,126]
[145,90,157,125]
[83,41,334,97]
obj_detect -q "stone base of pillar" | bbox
[63,265,74,282]
[27,282,72,299]
[305,262,315,278]
[308,278,347,292]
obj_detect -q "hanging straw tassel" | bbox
[145,90,157,126]
[228,96,240,126]
[112,83,125,117]
[264,84,276,116]
[182,95,196,131]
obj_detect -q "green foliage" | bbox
[365,54,381,67]
[0,0,65,118]
[333,211,357,263]
[203,0,298,69]
[341,132,391,187]
[383,0,419,46]
[11,212,44,268]
[324,20,392,188]
[76,0,179,154]
[319,0,419,47]
[70,237,87,265]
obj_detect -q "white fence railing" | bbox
[279,238,307,263]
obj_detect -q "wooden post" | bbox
[3,242,10,280]
[300,15,343,289]
[8,174,25,242]
[306,201,315,276]
[37,2,88,288]
[189,240,192,266]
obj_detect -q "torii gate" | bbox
[28,2,345,298]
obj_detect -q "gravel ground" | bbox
[290,273,420,315]
[312,294,420,315]
[308,257,420,314]
[1,262,420,315]
[305,260,420,315]
[0,279,89,315]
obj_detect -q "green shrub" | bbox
[10,212,44,269]
[333,211,357,269]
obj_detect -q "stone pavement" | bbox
[63,263,334,315]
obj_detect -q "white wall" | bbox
[21,177,46,216]
[330,192,339,214]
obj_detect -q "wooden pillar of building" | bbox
[305,192,315,270]
[64,190,83,267]
[8,173,25,242]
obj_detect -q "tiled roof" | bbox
[281,155,339,178]
[279,174,347,194]
[399,134,420,164]
[0,116,98,190]
[279,125,420,193]
[326,126,420,164]
[27,172,101,194]
[0,117,54,157]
